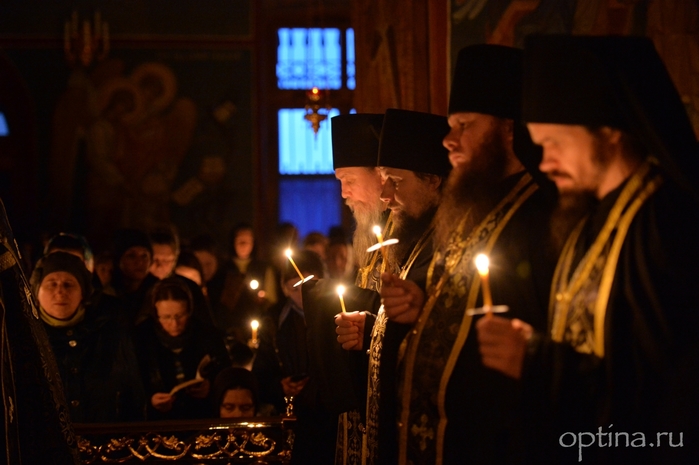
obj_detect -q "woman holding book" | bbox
[135,277,230,419]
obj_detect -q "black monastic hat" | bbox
[377,109,451,177]
[331,114,384,169]
[449,44,549,187]
[523,35,699,196]
[448,44,523,119]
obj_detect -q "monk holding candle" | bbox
[335,108,450,465]
[476,36,699,464]
[379,45,558,464]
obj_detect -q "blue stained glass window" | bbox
[279,177,341,239]
[0,113,8,136]
[277,28,343,89]
[279,108,340,175]
[346,28,356,90]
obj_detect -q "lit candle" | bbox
[337,285,347,313]
[284,248,305,282]
[250,279,259,290]
[251,319,259,341]
[366,225,399,254]
[475,254,493,311]
[372,225,384,245]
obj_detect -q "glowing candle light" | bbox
[284,248,305,282]
[250,279,259,290]
[373,225,384,244]
[337,285,347,313]
[475,254,493,311]
[367,225,399,253]
[251,319,259,341]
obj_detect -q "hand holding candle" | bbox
[337,285,347,313]
[475,253,493,313]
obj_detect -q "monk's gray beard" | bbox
[351,202,385,268]
[383,205,438,273]
[550,192,597,254]
[433,124,509,250]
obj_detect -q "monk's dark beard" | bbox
[549,192,598,254]
[352,201,386,268]
[383,205,438,273]
[433,124,510,250]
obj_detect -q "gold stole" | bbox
[550,160,662,357]
[336,214,394,465]
[363,227,435,465]
[398,174,537,465]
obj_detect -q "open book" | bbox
[169,354,211,395]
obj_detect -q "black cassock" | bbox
[298,227,434,465]
[527,169,699,464]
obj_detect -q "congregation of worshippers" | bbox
[23,35,698,465]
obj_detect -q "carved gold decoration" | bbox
[77,425,288,463]
[190,430,276,459]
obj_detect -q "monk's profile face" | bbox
[335,167,384,216]
[379,167,439,224]
[443,112,510,170]
[528,123,613,198]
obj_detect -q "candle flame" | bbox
[372,225,382,236]
[336,284,346,296]
[250,279,259,290]
[284,248,292,258]
[475,254,490,276]
[251,320,259,330]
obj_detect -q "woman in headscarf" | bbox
[31,251,145,422]
[134,277,230,420]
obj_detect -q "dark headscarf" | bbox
[30,251,93,300]
[113,228,153,265]
[331,113,384,169]
[523,35,699,198]
[149,277,194,351]
[212,367,260,415]
[44,233,94,267]
[378,109,451,177]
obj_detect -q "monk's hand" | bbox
[380,273,424,324]
[476,316,532,379]
[335,311,365,350]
